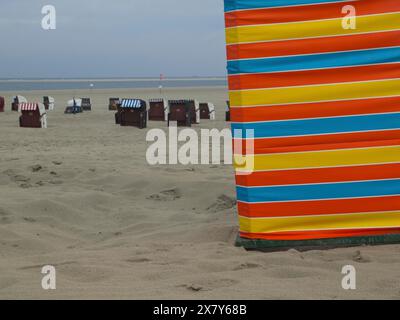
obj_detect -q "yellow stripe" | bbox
[234,146,400,171]
[229,79,400,107]
[239,211,400,233]
[226,12,400,44]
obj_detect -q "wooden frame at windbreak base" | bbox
[236,234,400,252]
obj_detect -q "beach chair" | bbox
[188,100,200,124]
[19,103,47,128]
[81,98,92,111]
[65,99,83,114]
[119,99,147,129]
[225,101,231,121]
[167,100,192,127]
[200,103,216,120]
[115,104,122,124]
[43,96,55,111]
[11,95,27,112]
[0,97,4,112]
[148,98,168,121]
[109,98,120,111]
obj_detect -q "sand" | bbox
[0,86,399,300]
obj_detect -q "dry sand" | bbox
[0,87,399,300]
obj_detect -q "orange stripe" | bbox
[235,138,400,155]
[236,131,400,151]
[225,0,400,28]
[238,196,400,218]
[229,63,400,90]
[227,30,400,60]
[239,228,400,241]
[231,97,400,122]
[236,163,400,187]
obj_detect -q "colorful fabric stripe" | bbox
[227,30,400,60]
[224,0,351,12]
[228,47,400,75]
[224,0,400,242]
[225,0,399,27]
[229,79,400,107]
[226,12,400,44]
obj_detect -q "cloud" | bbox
[0,0,227,78]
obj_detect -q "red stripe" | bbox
[236,163,400,187]
[239,228,400,241]
[227,30,400,60]
[225,0,400,28]
[230,97,400,122]
[235,131,400,151]
[229,63,400,90]
[238,196,400,218]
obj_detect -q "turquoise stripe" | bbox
[225,0,352,12]
[232,113,400,138]
[237,179,400,202]
[228,47,400,74]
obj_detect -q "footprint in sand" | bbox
[30,165,43,172]
[233,262,262,271]
[207,195,236,213]
[352,250,371,263]
[147,188,182,201]
[0,277,17,290]
[3,169,30,183]
[0,208,12,225]
[19,183,33,189]
[126,258,151,263]
[181,278,239,292]
[270,267,316,279]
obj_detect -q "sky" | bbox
[0,0,227,78]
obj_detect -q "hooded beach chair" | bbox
[148,98,168,121]
[11,95,27,112]
[225,0,400,249]
[167,100,192,127]
[81,98,92,111]
[43,96,55,111]
[19,103,47,128]
[65,99,83,114]
[225,101,230,122]
[0,97,4,112]
[199,103,216,120]
[109,98,120,111]
[118,99,147,129]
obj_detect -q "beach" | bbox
[0,86,400,300]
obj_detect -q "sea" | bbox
[0,78,227,92]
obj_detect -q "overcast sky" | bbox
[0,0,227,78]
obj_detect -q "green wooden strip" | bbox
[236,234,400,251]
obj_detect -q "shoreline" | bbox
[0,77,227,83]
[0,85,228,95]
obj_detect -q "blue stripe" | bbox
[232,113,400,139]
[224,0,350,12]
[121,99,143,108]
[228,47,400,74]
[237,179,400,202]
